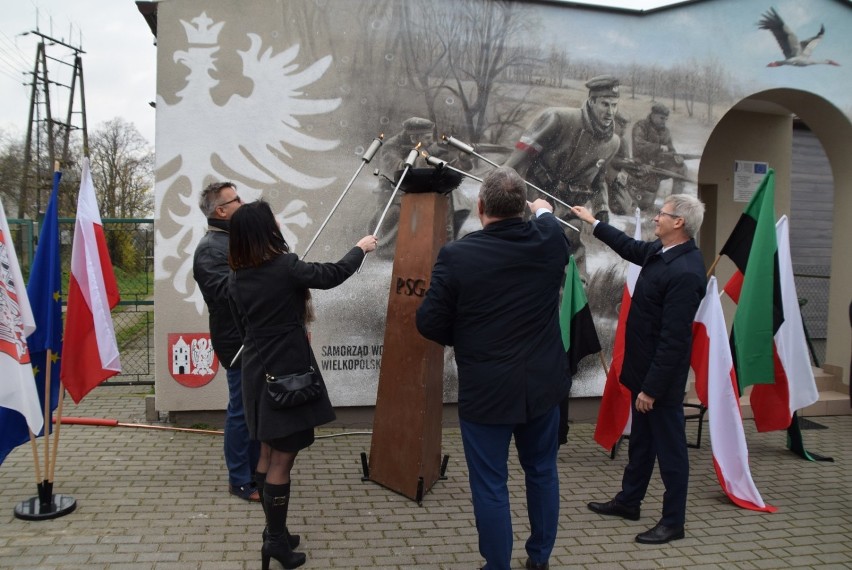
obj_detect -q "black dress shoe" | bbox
[587,499,640,521]
[635,523,685,544]
[525,558,549,570]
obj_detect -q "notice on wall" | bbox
[733,161,769,202]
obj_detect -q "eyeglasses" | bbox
[656,209,681,219]
[217,196,242,208]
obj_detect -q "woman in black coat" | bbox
[228,201,376,569]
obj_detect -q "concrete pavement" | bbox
[1,386,850,569]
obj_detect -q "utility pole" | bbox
[19,30,88,219]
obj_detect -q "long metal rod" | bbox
[443,135,579,232]
[358,145,420,273]
[357,162,413,274]
[423,154,483,182]
[301,161,367,260]
[301,136,383,259]
[424,153,575,229]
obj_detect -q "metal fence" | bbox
[10,217,155,386]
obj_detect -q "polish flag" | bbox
[692,277,776,513]
[593,208,640,450]
[61,158,121,403]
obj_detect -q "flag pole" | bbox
[28,430,42,483]
[706,253,721,278]
[42,348,52,488]
[48,386,66,481]
[598,351,609,376]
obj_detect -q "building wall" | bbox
[151,0,852,413]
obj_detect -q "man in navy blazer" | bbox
[416,167,571,570]
[571,195,706,545]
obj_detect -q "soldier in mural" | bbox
[192,182,260,502]
[369,116,472,258]
[504,75,622,271]
[629,103,691,212]
[606,111,640,216]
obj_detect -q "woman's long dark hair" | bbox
[228,200,315,322]
[228,200,289,269]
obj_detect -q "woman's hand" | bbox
[357,234,379,253]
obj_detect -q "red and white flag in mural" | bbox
[61,158,121,403]
[593,208,641,451]
[692,276,776,513]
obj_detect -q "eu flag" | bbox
[0,171,62,465]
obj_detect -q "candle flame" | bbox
[379,133,384,140]
[415,142,422,150]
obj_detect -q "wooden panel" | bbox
[368,191,448,502]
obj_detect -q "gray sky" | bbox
[0,0,158,144]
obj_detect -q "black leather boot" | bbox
[261,483,306,570]
[257,474,300,548]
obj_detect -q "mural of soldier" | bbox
[369,116,472,258]
[606,111,639,216]
[504,75,622,271]
[629,103,692,212]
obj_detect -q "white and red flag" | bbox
[593,208,641,450]
[0,198,43,439]
[692,276,776,513]
[61,158,121,403]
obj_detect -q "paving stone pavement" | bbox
[1,386,850,569]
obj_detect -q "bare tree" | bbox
[437,0,536,143]
[545,47,570,89]
[0,130,26,212]
[698,57,728,124]
[88,118,153,219]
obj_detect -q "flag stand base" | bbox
[13,481,76,520]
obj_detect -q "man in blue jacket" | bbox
[416,167,571,570]
[571,195,706,544]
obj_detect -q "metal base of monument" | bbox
[14,494,77,520]
[360,452,450,506]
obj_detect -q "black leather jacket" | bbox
[192,221,241,368]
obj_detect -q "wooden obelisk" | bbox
[367,190,448,504]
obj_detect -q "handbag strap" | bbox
[231,269,310,376]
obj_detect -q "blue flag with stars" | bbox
[0,171,62,465]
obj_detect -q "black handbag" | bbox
[233,273,323,409]
[264,367,322,409]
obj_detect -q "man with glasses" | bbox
[193,181,260,501]
[570,194,706,544]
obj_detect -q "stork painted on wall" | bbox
[758,7,840,67]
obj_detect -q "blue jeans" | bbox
[225,367,260,488]
[460,407,560,570]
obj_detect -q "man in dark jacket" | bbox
[416,167,571,570]
[192,181,260,501]
[571,194,706,545]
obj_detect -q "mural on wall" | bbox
[154,0,850,405]
[155,11,342,313]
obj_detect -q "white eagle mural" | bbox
[155,12,342,312]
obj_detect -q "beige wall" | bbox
[698,91,851,387]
